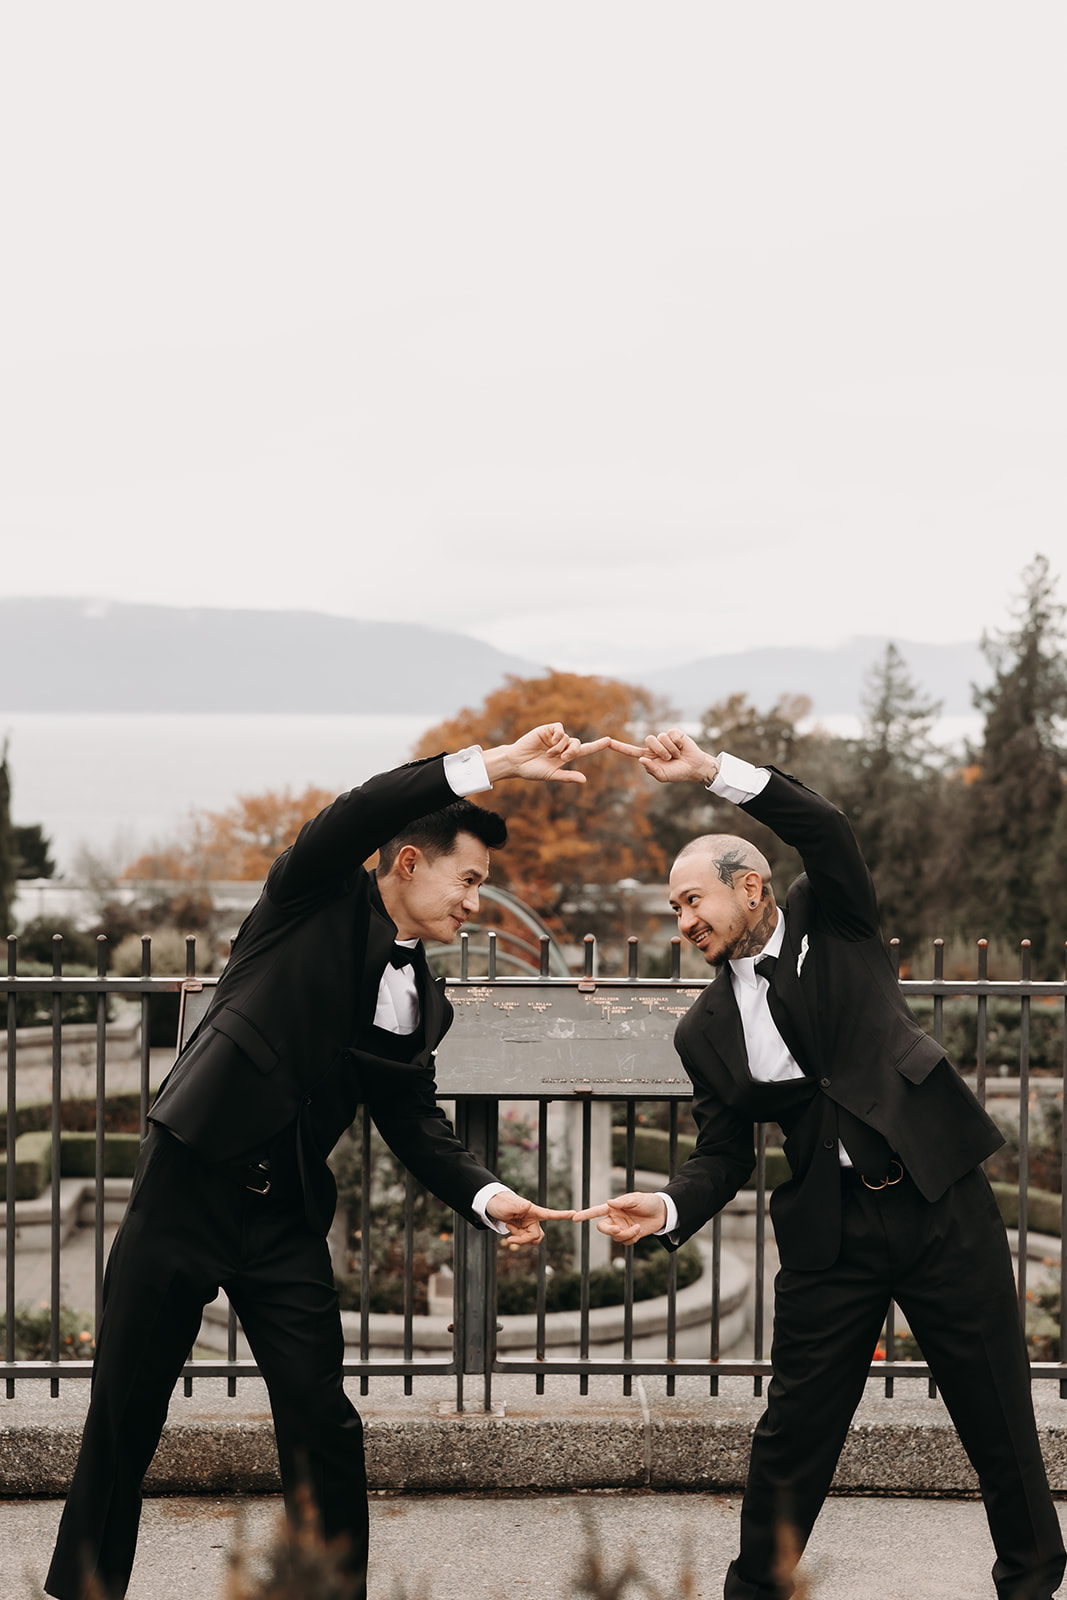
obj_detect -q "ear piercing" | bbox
[749,900,758,908]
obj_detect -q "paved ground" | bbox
[6,1489,1066,1599]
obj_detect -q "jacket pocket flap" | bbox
[209,1008,279,1075]
[893,1032,943,1085]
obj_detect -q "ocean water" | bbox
[0,709,984,877]
[0,711,436,872]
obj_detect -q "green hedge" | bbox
[58,1132,142,1179]
[611,1125,696,1174]
[0,1131,52,1200]
[496,1239,704,1316]
[908,996,1063,1076]
[611,1126,790,1190]
[0,1091,142,1143]
[0,1130,142,1198]
[612,1128,1065,1231]
[2,964,113,1028]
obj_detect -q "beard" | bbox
[696,907,751,966]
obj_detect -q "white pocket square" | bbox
[796,934,809,978]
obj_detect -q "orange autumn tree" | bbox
[414,671,667,939]
[124,785,336,882]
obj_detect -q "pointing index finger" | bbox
[607,738,649,758]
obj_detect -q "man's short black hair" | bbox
[377,799,508,875]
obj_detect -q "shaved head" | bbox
[673,834,772,890]
[668,833,777,964]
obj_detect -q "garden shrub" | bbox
[0,1303,94,1359]
[13,918,99,967]
[907,995,1063,1076]
[58,1131,142,1179]
[495,1237,703,1315]
[0,1129,143,1197]
[4,962,104,1028]
[611,1125,790,1190]
[0,1092,142,1143]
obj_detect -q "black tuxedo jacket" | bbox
[662,768,1003,1270]
[148,755,498,1233]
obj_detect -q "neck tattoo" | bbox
[733,900,777,960]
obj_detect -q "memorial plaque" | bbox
[175,977,703,1099]
[434,980,702,1098]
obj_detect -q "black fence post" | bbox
[454,1096,498,1409]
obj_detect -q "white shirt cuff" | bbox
[708,751,772,805]
[472,1180,513,1233]
[654,1191,679,1236]
[444,746,492,797]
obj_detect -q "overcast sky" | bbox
[1,2,1064,675]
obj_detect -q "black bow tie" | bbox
[754,954,777,981]
[388,945,416,970]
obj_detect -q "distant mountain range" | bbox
[0,598,539,714]
[0,598,988,717]
[644,637,989,719]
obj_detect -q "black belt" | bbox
[225,1158,271,1194]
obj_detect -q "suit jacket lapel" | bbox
[413,943,447,1051]
[361,891,399,1022]
[776,906,821,1070]
[693,966,750,1085]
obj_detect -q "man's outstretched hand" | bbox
[486,1192,575,1246]
[608,729,719,786]
[572,1192,668,1245]
[483,724,610,785]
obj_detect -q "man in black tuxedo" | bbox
[579,729,1064,1600]
[47,723,598,1600]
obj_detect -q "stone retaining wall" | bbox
[3,1378,1067,1498]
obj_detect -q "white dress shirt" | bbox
[371,745,512,1233]
[656,750,848,1238]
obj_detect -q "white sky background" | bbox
[1,3,1064,675]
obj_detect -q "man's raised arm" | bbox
[270,723,608,906]
[609,727,877,940]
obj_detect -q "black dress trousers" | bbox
[724,1168,1065,1600]
[45,1126,368,1600]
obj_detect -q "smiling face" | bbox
[378,831,490,944]
[668,840,771,965]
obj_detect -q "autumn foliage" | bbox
[414,671,667,934]
[123,786,336,882]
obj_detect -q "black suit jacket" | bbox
[148,755,498,1233]
[662,768,1003,1270]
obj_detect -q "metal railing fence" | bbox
[2,931,1066,1409]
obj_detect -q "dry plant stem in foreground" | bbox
[32,1504,812,1600]
[570,1508,696,1600]
[773,1516,811,1600]
[224,1485,358,1600]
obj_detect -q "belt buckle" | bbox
[245,1161,271,1195]
[862,1159,903,1191]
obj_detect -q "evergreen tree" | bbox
[837,642,950,950]
[963,554,1067,968]
[1043,797,1067,975]
[0,739,15,936]
[13,823,55,879]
